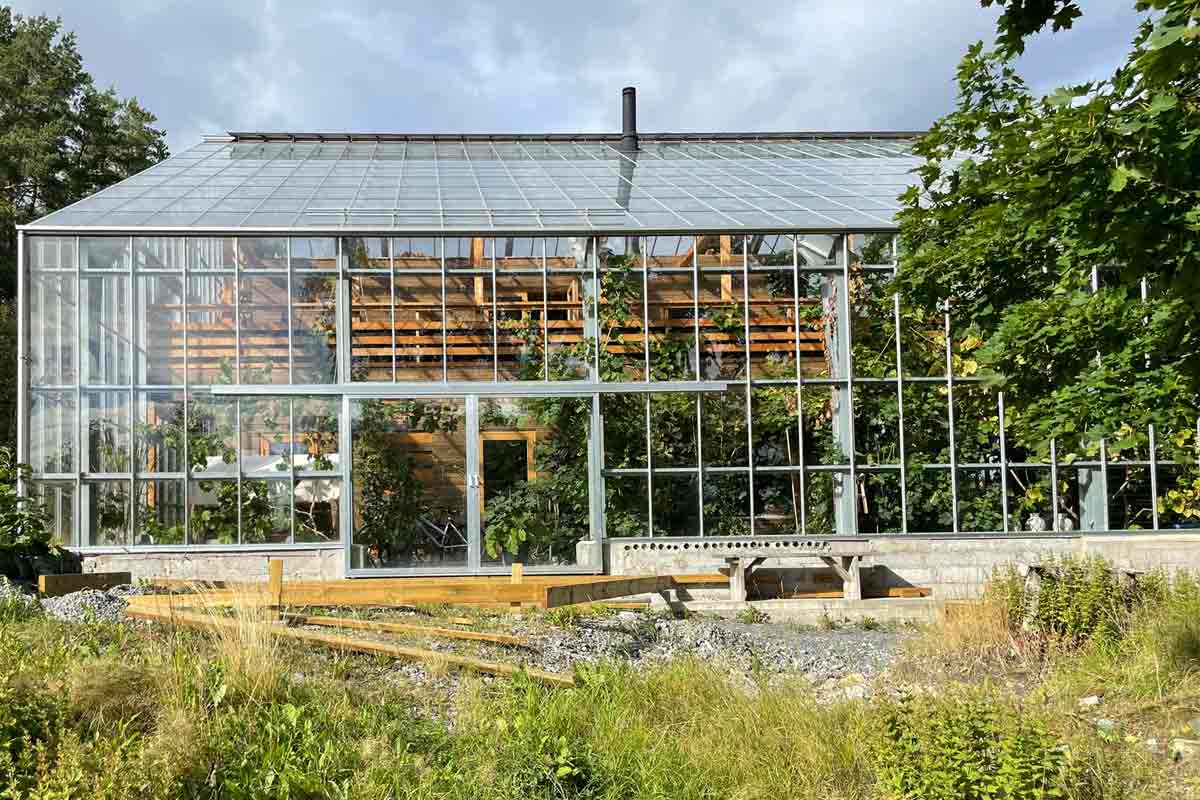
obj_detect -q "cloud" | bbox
[10,0,1145,153]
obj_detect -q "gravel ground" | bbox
[39,584,149,624]
[518,613,905,683]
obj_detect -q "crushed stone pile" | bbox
[519,613,904,682]
[39,584,149,624]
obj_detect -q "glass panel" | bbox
[186,275,237,384]
[350,398,468,569]
[698,269,745,380]
[135,237,185,270]
[240,397,290,476]
[238,237,287,269]
[604,475,649,537]
[189,479,239,544]
[443,237,485,270]
[394,272,444,381]
[343,236,389,269]
[598,237,645,381]
[602,393,646,469]
[853,386,901,465]
[79,237,130,269]
[295,479,340,542]
[138,274,185,384]
[290,237,336,269]
[445,274,493,381]
[494,237,539,270]
[31,482,75,547]
[291,273,338,383]
[650,393,697,467]
[292,397,340,472]
[753,385,801,468]
[238,275,289,383]
[135,391,185,473]
[84,391,130,473]
[703,472,750,536]
[350,274,393,382]
[85,480,131,546]
[30,391,75,473]
[240,480,293,544]
[29,272,76,386]
[29,236,76,271]
[857,472,904,534]
[136,479,186,545]
[754,472,802,535]
[187,237,236,270]
[391,237,440,270]
[651,474,701,536]
[702,387,748,467]
[479,396,589,567]
[81,274,132,384]
[188,395,238,477]
[496,271,545,380]
[959,468,1005,533]
[545,269,589,380]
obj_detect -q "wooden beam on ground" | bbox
[670,573,730,586]
[284,614,527,647]
[126,606,573,688]
[544,576,675,608]
[38,572,132,597]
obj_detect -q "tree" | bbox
[0,7,167,449]
[896,0,1200,479]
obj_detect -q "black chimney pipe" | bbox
[621,86,638,151]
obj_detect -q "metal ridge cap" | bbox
[223,130,926,143]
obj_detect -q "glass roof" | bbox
[24,135,920,232]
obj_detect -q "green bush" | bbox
[0,656,62,795]
[994,556,1163,645]
[875,691,1075,800]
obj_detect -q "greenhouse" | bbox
[16,90,1186,577]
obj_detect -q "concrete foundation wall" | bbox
[607,534,1200,600]
[81,547,344,583]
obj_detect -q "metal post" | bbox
[743,237,756,535]
[999,392,1010,533]
[642,242,653,535]
[288,399,296,544]
[541,238,549,382]
[182,243,190,544]
[74,236,82,545]
[466,394,481,571]
[286,238,294,383]
[891,235,908,532]
[1049,438,1059,532]
[1149,423,1160,530]
[233,237,241,384]
[692,238,704,536]
[128,236,136,545]
[340,393,353,571]
[235,396,243,543]
[490,239,498,382]
[792,236,808,533]
[16,232,27,498]
[943,307,959,533]
[389,238,397,381]
[838,235,858,535]
[440,239,448,383]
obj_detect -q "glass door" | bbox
[348,396,470,571]
[348,393,595,574]
[477,396,591,569]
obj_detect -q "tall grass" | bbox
[436,659,877,800]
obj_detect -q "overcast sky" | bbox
[13,0,1147,154]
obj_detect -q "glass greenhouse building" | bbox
[17,96,1187,576]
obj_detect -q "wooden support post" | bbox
[510,563,523,584]
[267,559,284,619]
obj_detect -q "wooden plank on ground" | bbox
[544,576,675,608]
[126,606,574,688]
[284,614,527,647]
[670,573,730,585]
[38,572,132,597]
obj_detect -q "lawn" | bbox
[3,558,1199,799]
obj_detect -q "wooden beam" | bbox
[127,607,574,688]
[544,576,675,608]
[37,571,132,597]
[284,614,527,647]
